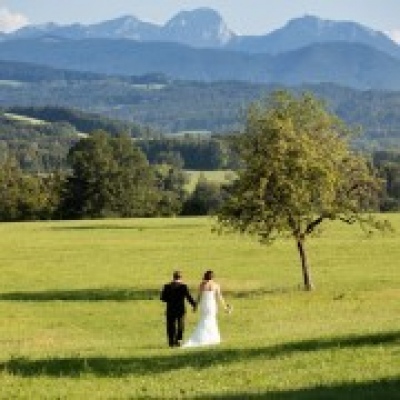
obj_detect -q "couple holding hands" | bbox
[160,270,231,348]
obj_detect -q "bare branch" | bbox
[305,215,325,235]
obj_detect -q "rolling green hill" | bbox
[1,60,400,148]
[0,106,147,172]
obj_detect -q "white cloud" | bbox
[0,7,29,33]
[385,29,400,44]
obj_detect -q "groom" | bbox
[160,270,196,347]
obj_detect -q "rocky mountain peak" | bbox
[163,7,235,47]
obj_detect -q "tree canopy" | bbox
[217,90,389,290]
[60,131,160,219]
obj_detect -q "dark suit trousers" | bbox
[166,314,185,346]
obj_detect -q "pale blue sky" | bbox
[1,0,399,41]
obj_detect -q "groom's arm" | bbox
[185,286,197,309]
[160,284,169,302]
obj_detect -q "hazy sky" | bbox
[1,0,399,42]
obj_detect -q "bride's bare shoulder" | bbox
[199,280,219,291]
[199,280,208,290]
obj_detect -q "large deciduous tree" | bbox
[217,91,389,290]
[60,131,159,218]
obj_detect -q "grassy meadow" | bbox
[0,215,399,399]
[185,170,235,192]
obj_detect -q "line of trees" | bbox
[1,133,400,223]
[0,131,225,221]
[1,89,400,223]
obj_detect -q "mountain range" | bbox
[4,8,400,57]
[5,8,235,49]
[1,8,400,89]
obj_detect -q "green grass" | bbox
[0,216,399,399]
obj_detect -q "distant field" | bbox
[0,215,398,399]
[185,170,236,192]
[169,130,212,137]
[0,80,24,87]
[131,83,166,90]
[3,112,47,125]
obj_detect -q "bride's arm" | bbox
[215,284,227,310]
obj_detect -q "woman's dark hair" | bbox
[203,270,214,281]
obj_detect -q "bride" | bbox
[182,270,229,348]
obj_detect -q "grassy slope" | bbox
[0,216,398,399]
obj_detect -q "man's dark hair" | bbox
[173,271,182,280]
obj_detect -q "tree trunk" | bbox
[296,238,314,291]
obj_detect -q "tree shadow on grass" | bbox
[226,286,299,299]
[50,222,204,232]
[0,287,293,302]
[0,287,160,301]
[51,225,141,231]
[1,331,398,378]
[188,377,400,400]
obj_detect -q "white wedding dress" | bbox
[182,290,221,348]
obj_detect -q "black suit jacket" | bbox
[160,281,196,317]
